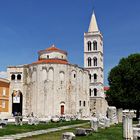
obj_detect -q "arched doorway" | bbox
[61,105,64,115]
[12,90,23,116]
[60,102,65,115]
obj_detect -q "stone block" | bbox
[39,118,50,123]
[133,127,140,140]
[75,128,87,136]
[107,106,118,125]
[85,128,93,134]
[98,116,108,129]
[62,132,75,140]
[51,117,60,122]
[65,117,71,122]
[90,117,98,132]
[0,118,8,127]
[28,117,39,125]
[105,118,110,128]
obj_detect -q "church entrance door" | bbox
[61,105,64,115]
[12,90,23,116]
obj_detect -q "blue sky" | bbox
[0,0,140,85]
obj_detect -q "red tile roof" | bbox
[39,44,67,55]
[104,86,110,91]
[32,59,68,65]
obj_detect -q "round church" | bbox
[7,45,90,117]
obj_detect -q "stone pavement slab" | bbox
[0,123,88,140]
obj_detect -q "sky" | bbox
[0,0,140,85]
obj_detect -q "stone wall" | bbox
[90,97,108,117]
[7,63,90,118]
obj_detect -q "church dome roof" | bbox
[32,44,68,65]
[39,44,67,55]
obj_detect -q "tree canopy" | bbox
[106,54,140,117]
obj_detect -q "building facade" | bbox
[0,78,10,116]
[7,45,90,117]
[4,10,108,118]
[84,11,107,116]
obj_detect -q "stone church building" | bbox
[7,11,107,118]
[7,45,90,117]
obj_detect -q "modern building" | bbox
[0,78,10,116]
[7,45,90,117]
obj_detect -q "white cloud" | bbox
[0,71,8,79]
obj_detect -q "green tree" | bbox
[106,54,140,118]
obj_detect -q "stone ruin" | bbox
[107,106,118,125]
[62,106,119,140]
[62,132,75,140]
[123,110,140,140]
[0,118,8,128]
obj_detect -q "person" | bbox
[14,112,18,116]
[31,112,34,117]
[15,112,19,125]
[18,112,23,126]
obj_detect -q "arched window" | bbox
[88,57,92,66]
[89,74,91,81]
[83,101,86,107]
[60,71,65,82]
[32,71,36,82]
[71,71,76,80]
[94,88,97,96]
[93,74,97,82]
[11,74,15,80]
[93,57,97,66]
[47,55,49,59]
[89,89,92,96]
[48,68,54,81]
[17,74,21,80]
[42,69,47,81]
[79,100,81,106]
[87,41,92,51]
[93,41,97,50]
[79,71,83,87]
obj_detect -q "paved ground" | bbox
[0,123,88,140]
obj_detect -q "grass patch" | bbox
[76,124,123,140]
[0,120,87,136]
[21,123,123,140]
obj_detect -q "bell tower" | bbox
[84,11,107,116]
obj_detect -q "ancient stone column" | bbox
[107,106,118,125]
[105,118,110,128]
[123,115,133,140]
[117,108,123,123]
[90,117,98,132]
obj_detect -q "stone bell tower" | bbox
[84,11,107,116]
